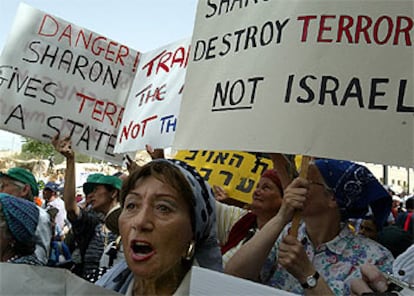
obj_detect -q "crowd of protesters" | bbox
[1,149,413,295]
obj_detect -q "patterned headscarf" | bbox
[0,193,39,244]
[159,159,223,272]
[314,159,391,229]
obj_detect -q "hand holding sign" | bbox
[290,155,311,237]
[52,134,74,160]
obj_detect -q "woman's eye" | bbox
[156,204,172,214]
[125,202,136,210]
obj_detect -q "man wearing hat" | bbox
[52,134,123,281]
[69,172,122,281]
[0,167,39,202]
[44,181,67,231]
[0,167,52,265]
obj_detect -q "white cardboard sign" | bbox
[0,3,139,164]
[173,0,414,167]
[115,38,190,153]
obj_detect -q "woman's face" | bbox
[86,185,114,214]
[119,176,193,280]
[250,176,283,217]
[302,164,335,217]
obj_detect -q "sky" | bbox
[0,0,198,151]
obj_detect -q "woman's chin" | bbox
[249,202,262,212]
[129,263,159,280]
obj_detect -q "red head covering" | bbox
[261,169,283,194]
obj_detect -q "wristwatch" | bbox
[301,271,320,289]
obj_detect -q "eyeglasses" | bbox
[308,180,332,192]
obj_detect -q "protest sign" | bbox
[173,0,414,167]
[189,266,296,295]
[175,150,273,203]
[0,3,139,164]
[0,263,120,295]
[114,38,190,153]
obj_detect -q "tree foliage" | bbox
[19,137,100,163]
[20,138,56,160]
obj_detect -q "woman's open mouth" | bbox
[130,240,156,261]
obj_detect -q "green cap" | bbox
[0,167,39,197]
[83,173,122,195]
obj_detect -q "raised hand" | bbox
[145,144,165,159]
[124,154,139,174]
[51,134,74,159]
[278,234,314,283]
[213,185,229,202]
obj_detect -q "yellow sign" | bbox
[175,150,273,204]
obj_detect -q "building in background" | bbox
[362,163,413,196]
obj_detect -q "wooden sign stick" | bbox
[290,155,311,237]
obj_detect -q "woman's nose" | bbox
[132,205,154,231]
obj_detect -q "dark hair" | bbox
[120,161,195,232]
[406,197,414,210]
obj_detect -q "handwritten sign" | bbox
[173,0,414,167]
[189,266,296,295]
[0,3,139,164]
[0,263,120,295]
[114,38,190,153]
[175,150,273,203]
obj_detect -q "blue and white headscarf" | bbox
[314,159,391,229]
[159,158,222,271]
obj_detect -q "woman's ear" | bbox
[111,190,118,200]
[22,184,31,197]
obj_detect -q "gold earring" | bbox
[184,241,196,260]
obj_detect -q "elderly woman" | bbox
[216,169,284,266]
[225,159,394,295]
[0,193,43,265]
[96,159,222,295]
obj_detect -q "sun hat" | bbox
[83,173,122,195]
[0,167,39,197]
